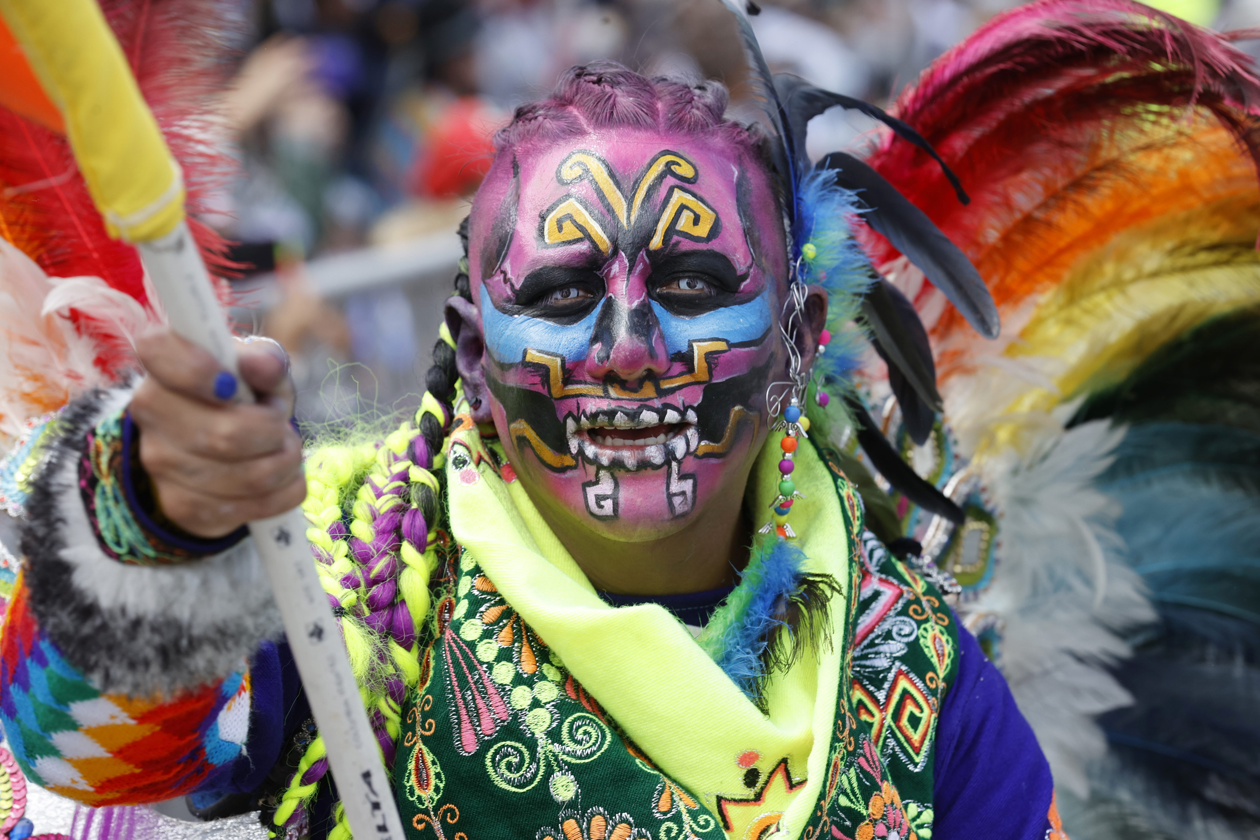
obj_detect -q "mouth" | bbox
[565,405,700,470]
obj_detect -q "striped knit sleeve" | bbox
[0,383,295,805]
[0,577,253,804]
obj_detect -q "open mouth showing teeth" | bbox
[565,406,700,469]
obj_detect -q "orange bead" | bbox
[776,525,788,539]
[780,436,798,453]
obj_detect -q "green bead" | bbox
[801,242,817,260]
[779,479,796,497]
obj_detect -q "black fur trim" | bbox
[762,572,844,684]
[19,387,279,695]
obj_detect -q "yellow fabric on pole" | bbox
[0,0,184,242]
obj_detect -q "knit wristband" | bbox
[77,409,248,565]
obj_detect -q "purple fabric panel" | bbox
[932,613,1055,840]
[119,412,249,555]
[188,640,310,815]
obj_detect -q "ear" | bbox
[790,283,829,374]
[445,295,494,425]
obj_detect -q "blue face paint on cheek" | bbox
[650,287,775,356]
[479,284,601,365]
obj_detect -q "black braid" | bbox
[419,215,473,449]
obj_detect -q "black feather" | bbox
[775,75,968,203]
[817,153,1000,339]
[1102,631,1260,824]
[861,276,943,444]
[846,395,964,525]
[715,0,797,221]
[886,363,936,447]
[762,572,842,693]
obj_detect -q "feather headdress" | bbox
[715,0,1000,524]
[0,0,237,444]
[852,2,1260,835]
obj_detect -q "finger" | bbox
[237,337,296,415]
[156,471,308,539]
[136,329,240,404]
[146,431,304,501]
[134,388,292,462]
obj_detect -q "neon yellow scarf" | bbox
[446,423,853,838]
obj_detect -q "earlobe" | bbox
[445,296,494,424]
[791,284,830,373]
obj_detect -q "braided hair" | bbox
[266,61,778,837]
[267,220,471,839]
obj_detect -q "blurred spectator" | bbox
[408,97,499,199]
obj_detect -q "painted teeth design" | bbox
[591,432,672,446]
[668,436,687,460]
[567,404,703,469]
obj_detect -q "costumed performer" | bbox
[0,54,1062,840]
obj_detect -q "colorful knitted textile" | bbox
[78,410,247,566]
[0,580,249,806]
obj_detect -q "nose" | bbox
[585,296,670,385]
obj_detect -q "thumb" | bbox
[237,336,295,413]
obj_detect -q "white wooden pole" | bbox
[138,221,405,840]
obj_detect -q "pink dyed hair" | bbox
[492,61,776,179]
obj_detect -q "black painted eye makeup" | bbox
[649,250,748,315]
[513,265,606,321]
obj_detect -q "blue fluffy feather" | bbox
[1093,420,1260,813]
[701,536,809,698]
[792,168,877,425]
[1098,422,1260,630]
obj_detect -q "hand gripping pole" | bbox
[139,222,406,840]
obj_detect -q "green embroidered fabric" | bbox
[395,447,959,840]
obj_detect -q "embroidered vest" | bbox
[395,447,959,840]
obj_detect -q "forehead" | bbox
[469,128,785,285]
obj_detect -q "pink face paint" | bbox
[468,130,789,538]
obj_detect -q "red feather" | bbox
[862,0,1260,351]
[0,0,240,381]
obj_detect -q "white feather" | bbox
[0,240,162,448]
[965,412,1156,796]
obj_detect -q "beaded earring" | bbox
[760,326,831,541]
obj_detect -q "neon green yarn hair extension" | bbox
[268,252,471,837]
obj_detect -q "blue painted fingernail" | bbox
[214,371,238,400]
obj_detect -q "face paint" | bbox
[469,131,788,538]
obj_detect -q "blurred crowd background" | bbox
[211,0,1258,422]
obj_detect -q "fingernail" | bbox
[214,371,238,401]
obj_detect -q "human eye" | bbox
[648,251,741,315]
[515,266,604,321]
[659,274,715,296]
[546,285,596,305]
